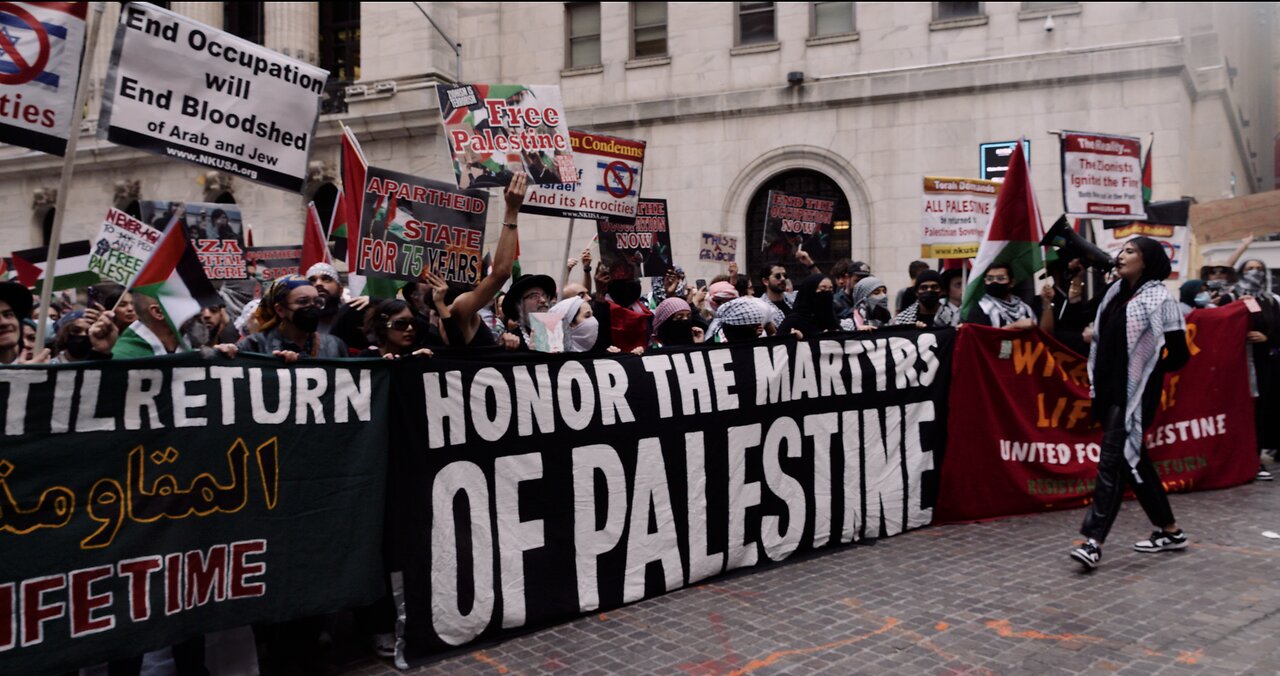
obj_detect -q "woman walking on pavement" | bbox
[1071,237,1191,570]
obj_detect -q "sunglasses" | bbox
[387,318,415,331]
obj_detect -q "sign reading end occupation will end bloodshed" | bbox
[1060,131,1146,220]
[920,177,999,259]
[522,130,646,224]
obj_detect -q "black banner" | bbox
[389,328,954,663]
[0,355,388,674]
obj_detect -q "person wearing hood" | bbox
[650,296,703,348]
[550,295,601,352]
[238,274,347,361]
[1178,279,1210,316]
[964,264,1037,329]
[844,276,891,329]
[891,270,950,328]
[590,259,652,354]
[779,274,839,338]
[1234,258,1280,481]
[1071,237,1189,571]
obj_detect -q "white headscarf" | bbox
[550,296,598,352]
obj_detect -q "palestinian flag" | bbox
[340,124,368,270]
[346,273,405,300]
[129,217,220,335]
[960,138,1045,318]
[1141,138,1153,203]
[302,201,331,272]
[11,240,97,292]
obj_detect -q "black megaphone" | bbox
[1040,216,1113,270]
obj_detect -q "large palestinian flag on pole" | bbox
[960,138,1045,318]
[129,215,220,335]
[11,241,97,292]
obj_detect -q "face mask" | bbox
[985,282,1011,298]
[722,324,762,343]
[290,306,321,333]
[1193,292,1211,308]
[1243,270,1265,285]
[917,291,941,307]
[812,290,834,309]
[607,279,642,308]
[65,334,92,359]
[566,316,599,352]
[658,318,694,345]
[867,294,888,309]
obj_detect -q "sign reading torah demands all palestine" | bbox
[99,2,328,192]
[1059,131,1146,221]
[435,83,578,190]
[522,130,646,224]
[0,3,89,155]
[919,177,999,259]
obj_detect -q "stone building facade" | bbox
[0,2,1274,293]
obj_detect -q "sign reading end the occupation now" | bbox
[99,3,328,192]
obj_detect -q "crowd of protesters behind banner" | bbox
[0,173,1275,670]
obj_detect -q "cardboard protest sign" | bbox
[356,166,489,285]
[597,198,672,277]
[245,245,302,282]
[89,208,164,286]
[761,190,836,261]
[522,130,645,223]
[1094,221,1190,280]
[0,3,88,155]
[141,200,247,280]
[1059,131,1145,220]
[99,2,328,192]
[920,177,999,259]
[435,83,577,189]
[699,232,738,263]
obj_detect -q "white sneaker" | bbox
[373,632,395,658]
[1258,467,1274,482]
[1133,529,1188,552]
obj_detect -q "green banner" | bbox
[0,354,388,674]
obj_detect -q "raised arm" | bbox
[1224,234,1254,269]
[448,173,528,319]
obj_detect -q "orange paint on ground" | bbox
[725,617,900,676]
[985,619,1104,645]
[935,622,950,631]
[597,613,608,621]
[473,651,510,673]
[1177,649,1203,665]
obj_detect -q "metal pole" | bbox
[559,218,576,294]
[34,2,105,354]
[412,2,462,82]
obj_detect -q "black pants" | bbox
[107,636,208,676]
[1080,404,1175,542]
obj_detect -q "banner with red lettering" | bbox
[935,304,1257,522]
[761,190,836,264]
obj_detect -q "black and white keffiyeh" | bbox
[977,294,1035,327]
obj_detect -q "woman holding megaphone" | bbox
[1071,237,1190,571]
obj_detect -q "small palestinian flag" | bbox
[129,217,220,335]
[1140,138,1153,203]
[340,123,368,269]
[11,240,97,292]
[302,201,331,272]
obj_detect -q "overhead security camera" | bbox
[1044,15,1055,32]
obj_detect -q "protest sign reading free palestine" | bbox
[89,208,164,286]
[99,3,328,192]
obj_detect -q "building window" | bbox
[934,2,982,20]
[1022,1,1076,9]
[320,2,360,82]
[746,169,851,278]
[566,2,601,68]
[737,1,776,46]
[811,2,854,37]
[631,2,667,59]
[223,1,264,45]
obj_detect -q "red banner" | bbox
[935,303,1257,522]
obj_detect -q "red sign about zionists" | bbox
[1060,131,1145,221]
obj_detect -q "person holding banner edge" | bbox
[1071,237,1190,570]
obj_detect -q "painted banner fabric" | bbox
[0,2,88,155]
[388,329,954,663]
[934,306,1256,523]
[0,355,387,674]
[761,191,836,262]
[141,201,247,281]
[920,177,999,259]
[355,166,490,286]
[436,83,577,190]
[699,233,738,263]
[522,130,646,223]
[1060,131,1146,220]
[89,208,164,286]
[1094,222,1190,281]
[245,245,302,282]
[597,198,672,277]
[99,2,327,192]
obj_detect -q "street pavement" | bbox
[340,475,1280,675]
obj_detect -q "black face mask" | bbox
[65,334,92,359]
[658,318,694,345]
[722,324,761,342]
[917,291,941,308]
[812,290,834,309]
[291,306,321,333]
[985,282,1011,298]
[608,279,642,308]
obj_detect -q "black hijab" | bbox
[780,274,837,336]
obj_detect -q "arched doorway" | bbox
[745,169,851,282]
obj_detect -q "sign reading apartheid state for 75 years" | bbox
[99,2,328,192]
[388,329,954,663]
[89,208,164,286]
[0,355,388,675]
[521,130,647,224]
[356,166,490,286]
[597,198,673,277]
[761,191,836,262]
[0,2,89,156]
[934,305,1257,523]
[919,177,998,259]
[1059,131,1146,221]
[435,83,578,190]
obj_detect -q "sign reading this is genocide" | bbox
[699,232,738,263]
[356,166,489,286]
[89,208,164,286]
[522,130,646,223]
[0,2,88,156]
[141,201,247,281]
[597,198,672,277]
[761,191,836,262]
[435,83,578,190]
[1059,131,1146,220]
[919,177,999,259]
[99,2,328,192]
